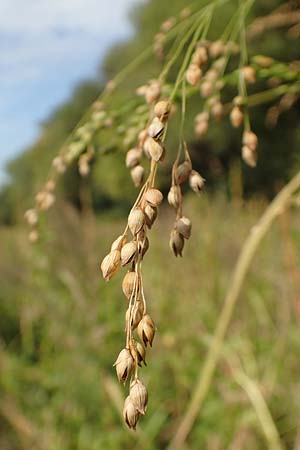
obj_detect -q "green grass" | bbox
[1,193,300,450]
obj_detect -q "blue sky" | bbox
[0,0,143,183]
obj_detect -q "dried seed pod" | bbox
[209,40,225,58]
[136,342,146,366]
[169,229,184,257]
[176,160,192,184]
[121,241,138,266]
[131,165,144,187]
[189,170,205,193]
[176,216,192,239]
[122,271,140,299]
[167,185,181,209]
[200,80,213,98]
[24,208,38,226]
[113,348,134,383]
[242,145,257,167]
[100,250,121,281]
[111,235,127,251]
[242,130,258,151]
[145,81,161,104]
[148,117,164,140]
[186,64,202,86]
[144,204,157,228]
[128,208,145,235]
[192,46,208,66]
[205,68,218,82]
[126,301,144,330]
[144,188,163,207]
[137,314,155,347]
[123,396,140,430]
[195,120,208,138]
[230,106,244,128]
[130,379,148,415]
[126,148,141,168]
[144,137,164,162]
[242,66,256,84]
[211,101,223,120]
[154,100,171,121]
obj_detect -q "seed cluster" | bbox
[100,100,171,429]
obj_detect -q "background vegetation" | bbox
[1,0,300,449]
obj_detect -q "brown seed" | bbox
[126,301,144,330]
[144,188,163,207]
[169,229,184,257]
[136,342,146,366]
[211,101,223,120]
[195,120,208,138]
[131,165,144,187]
[176,216,192,239]
[144,137,164,162]
[100,250,121,281]
[192,46,208,66]
[148,117,164,140]
[209,40,225,58]
[126,148,141,168]
[242,145,257,167]
[176,160,192,184]
[113,348,134,384]
[189,170,205,193]
[128,208,145,235]
[123,396,140,430]
[122,271,140,300]
[167,185,181,209]
[121,241,138,266]
[111,235,127,252]
[242,66,256,84]
[200,80,213,98]
[24,208,38,226]
[154,100,171,121]
[145,81,161,104]
[137,314,155,347]
[230,106,244,128]
[144,204,157,228]
[186,64,202,86]
[130,379,148,415]
[242,130,258,151]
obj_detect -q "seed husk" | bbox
[144,188,163,207]
[144,137,164,162]
[189,170,205,193]
[242,130,258,151]
[167,185,181,209]
[137,314,155,347]
[169,229,184,257]
[148,117,164,140]
[186,63,202,86]
[123,396,140,430]
[144,204,157,228]
[128,208,145,235]
[131,165,144,187]
[230,106,243,128]
[100,250,121,281]
[176,216,192,239]
[121,241,138,266]
[122,271,140,300]
[113,348,134,384]
[154,100,171,120]
[111,235,127,251]
[176,160,192,184]
[242,145,257,167]
[126,148,141,168]
[130,379,148,415]
[126,300,144,330]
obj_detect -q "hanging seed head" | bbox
[242,145,257,167]
[145,81,161,104]
[128,208,145,235]
[189,170,205,193]
[122,271,140,300]
[24,208,38,226]
[144,137,164,162]
[123,396,140,430]
[176,160,192,184]
[126,301,144,330]
[176,216,192,239]
[111,235,127,251]
[242,130,258,151]
[186,64,202,86]
[131,165,145,187]
[230,106,244,128]
[100,250,121,281]
[137,314,155,347]
[144,204,157,229]
[144,188,163,207]
[169,229,185,257]
[242,66,256,84]
[167,185,181,209]
[154,100,171,121]
[130,379,148,415]
[113,348,134,384]
[126,148,141,168]
[148,117,164,140]
[121,241,138,266]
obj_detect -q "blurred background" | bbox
[1,0,300,449]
